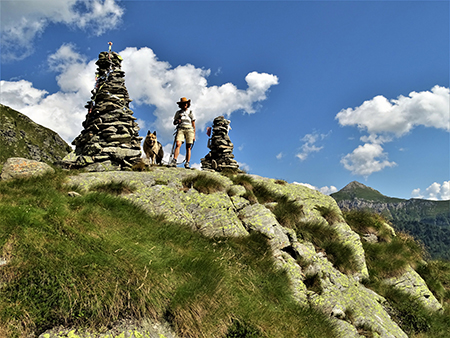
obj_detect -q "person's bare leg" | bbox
[185,144,192,163]
[174,141,182,160]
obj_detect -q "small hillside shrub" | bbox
[90,181,136,195]
[228,174,254,191]
[226,319,262,338]
[272,196,304,229]
[228,175,278,204]
[182,173,226,194]
[343,210,393,242]
[416,260,450,306]
[315,205,341,225]
[294,221,359,274]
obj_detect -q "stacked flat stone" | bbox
[201,116,239,172]
[63,50,142,171]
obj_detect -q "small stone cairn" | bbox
[201,116,239,172]
[62,46,142,171]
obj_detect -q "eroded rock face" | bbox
[383,266,443,312]
[63,170,442,338]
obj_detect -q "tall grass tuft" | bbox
[271,196,304,229]
[315,205,341,225]
[182,173,226,194]
[294,220,359,274]
[90,181,136,195]
[343,210,394,242]
[416,260,450,306]
[0,170,336,338]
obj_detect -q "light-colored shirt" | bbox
[174,110,195,129]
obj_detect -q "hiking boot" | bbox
[184,161,190,169]
[169,158,177,167]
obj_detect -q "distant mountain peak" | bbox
[331,181,399,203]
[342,181,375,192]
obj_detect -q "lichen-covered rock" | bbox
[38,318,179,338]
[383,265,443,312]
[239,204,290,250]
[248,175,369,279]
[1,157,55,181]
[63,170,441,338]
[184,189,248,237]
[305,257,408,338]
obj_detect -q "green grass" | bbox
[0,170,336,338]
[182,173,226,194]
[344,210,426,280]
[416,260,450,307]
[343,210,450,338]
[271,196,304,229]
[294,220,359,274]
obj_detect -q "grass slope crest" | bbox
[1,168,449,338]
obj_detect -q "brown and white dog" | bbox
[143,130,164,165]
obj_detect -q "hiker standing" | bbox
[170,97,196,168]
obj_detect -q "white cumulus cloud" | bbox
[120,47,279,140]
[340,143,396,177]
[1,0,124,61]
[336,86,450,136]
[411,181,450,201]
[1,44,278,146]
[336,86,449,177]
[1,44,96,143]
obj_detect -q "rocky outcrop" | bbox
[201,116,239,171]
[0,104,71,165]
[61,50,142,171]
[63,169,443,338]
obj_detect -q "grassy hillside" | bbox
[0,104,71,164]
[343,210,450,338]
[331,181,450,260]
[1,170,449,338]
[0,170,335,338]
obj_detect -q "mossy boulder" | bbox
[1,157,55,181]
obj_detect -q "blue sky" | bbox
[1,0,449,200]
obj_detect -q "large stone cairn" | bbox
[63,49,142,171]
[201,116,239,172]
